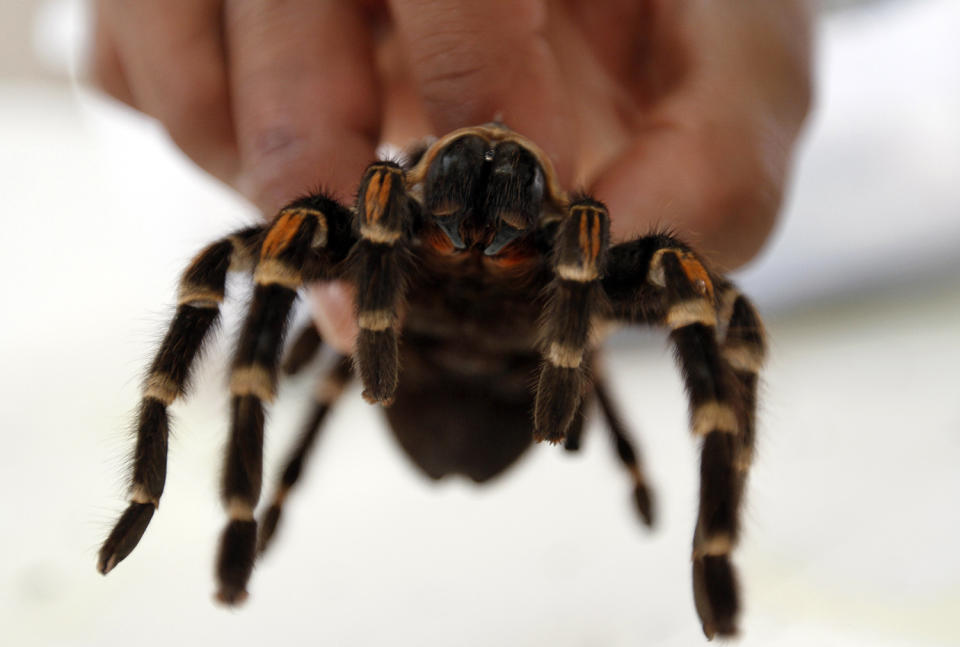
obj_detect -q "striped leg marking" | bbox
[717,286,767,474]
[215,206,328,604]
[655,251,747,639]
[534,199,610,443]
[353,162,412,406]
[98,227,263,576]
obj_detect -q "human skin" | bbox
[91,0,812,353]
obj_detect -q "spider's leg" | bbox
[257,354,352,555]
[592,371,655,527]
[562,396,589,452]
[352,162,415,405]
[216,197,354,604]
[716,284,767,481]
[604,237,760,639]
[281,321,323,376]
[533,199,610,443]
[97,226,263,576]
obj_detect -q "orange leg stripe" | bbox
[591,213,601,262]
[570,206,605,272]
[678,256,715,301]
[363,172,384,223]
[578,208,589,257]
[363,169,398,225]
[648,249,715,300]
[261,211,307,260]
[377,172,393,214]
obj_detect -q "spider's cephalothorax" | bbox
[98,124,766,639]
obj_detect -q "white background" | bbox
[1,1,958,645]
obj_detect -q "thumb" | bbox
[388,0,574,183]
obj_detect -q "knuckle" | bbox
[412,37,496,123]
[402,1,545,126]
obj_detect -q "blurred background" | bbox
[1,1,958,645]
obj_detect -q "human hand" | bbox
[91,0,812,353]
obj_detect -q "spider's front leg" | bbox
[533,198,610,443]
[603,237,766,638]
[351,162,415,405]
[216,158,416,601]
[216,195,355,603]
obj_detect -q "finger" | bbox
[590,120,782,271]
[224,0,380,214]
[387,0,573,182]
[98,0,238,183]
[308,283,359,355]
[89,4,135,107]
[224,1,380,354]
[591,1,812,271]
[376,28,434,148]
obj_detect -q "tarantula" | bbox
[98,123,766,639]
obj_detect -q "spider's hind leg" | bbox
[97,226,263,576]
[257,352,353,555]
[593,371,655,527]
[281,321,323,376]
[561,365,656,527]
[717,284,766,480]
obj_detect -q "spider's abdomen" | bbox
[383,247,550,481]
[383,353,536,482]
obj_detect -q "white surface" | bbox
[1,1,959,646]
[3,231,959,646]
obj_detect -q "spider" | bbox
[98,123,766,639]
